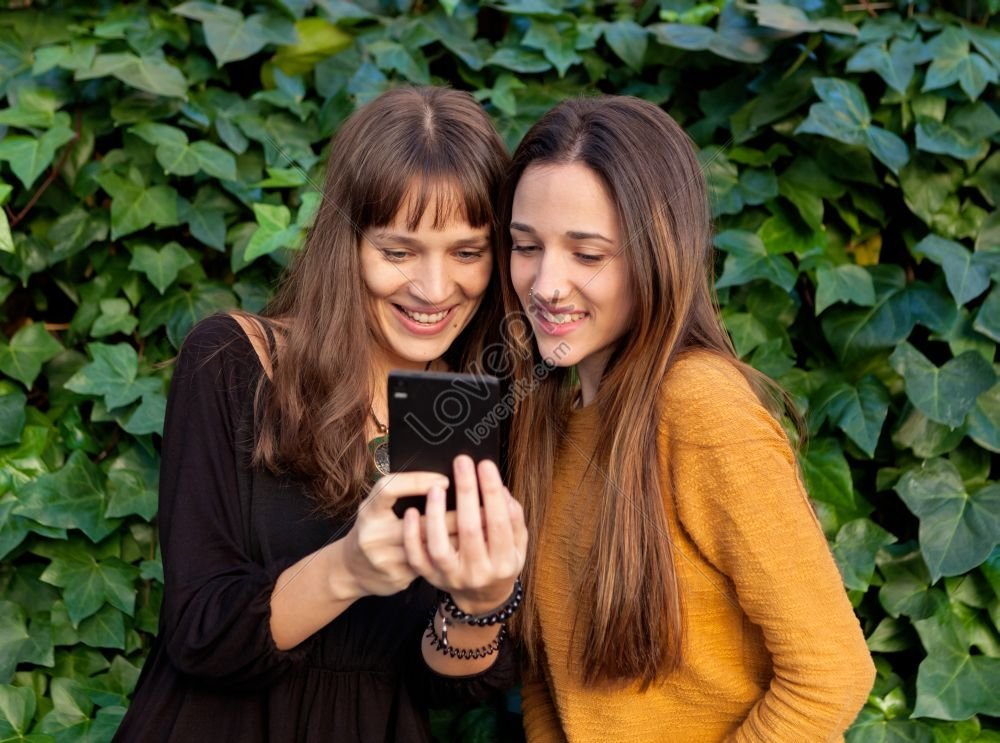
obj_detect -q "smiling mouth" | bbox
[394,304,452,325]
[535,305,587,325]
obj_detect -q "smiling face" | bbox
[360,187,493,371]
[509,161,634,394]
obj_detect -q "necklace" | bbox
[368,407,390,477]
[368,360,433,478]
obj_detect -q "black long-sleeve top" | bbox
[113,314,516,742]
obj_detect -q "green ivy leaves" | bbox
[0,123,75,189]
[38,539,138,626]
[0,324,62,388]
[97,169,179,240]
[889,343,996,428]
[128,243,194,295]
[129,123,238,181]
[76,53,188,99]
[797,78,909,174]
[815,265,876,315]
[714,230,797,292]
[923,27,998,102]
[896,460,1000,582]
[173,2,297,66]
[1,0,999,738]
[914,235,994,305]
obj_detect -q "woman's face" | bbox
[509,161,633,374]
[360,188,492,369]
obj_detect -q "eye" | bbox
[511,244,539,254]
[576,253,604,264]
[454,249,486,261]
[380,249,410,262]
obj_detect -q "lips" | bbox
[536,306,587,324]
[397,305,449,324]
[390,303,456,336]
[531,302,589,336]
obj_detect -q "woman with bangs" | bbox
[114,87,527,743]
[498,96,875,742]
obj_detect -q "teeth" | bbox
[401,307,448,324]
[540,308,586,324]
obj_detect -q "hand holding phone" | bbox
[401,455,527,614]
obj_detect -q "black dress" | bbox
[113,314,516,742]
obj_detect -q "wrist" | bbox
[324,539,365,603]
[444,577,522,622]
[448,581,517,616]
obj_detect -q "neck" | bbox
[576,347,614,407]
[368,347,439,422]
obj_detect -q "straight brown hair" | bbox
[498,96,783,687]
[250,86,509,516]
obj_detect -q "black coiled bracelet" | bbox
[425,614,507,660]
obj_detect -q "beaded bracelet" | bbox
[425,606,507,660]
[440,577,523,627]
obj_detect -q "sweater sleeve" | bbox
[663,354,875,742]
[156,314,311,692]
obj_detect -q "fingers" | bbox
[402,507,434,579]
[415,510,459,539]
[368,471,449,512]
[396,457,527,601]
[479,460,515,565]
[454,455,489,566]
[425,485,459,575]
[509,495,528,568]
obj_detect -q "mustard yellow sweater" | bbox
[521,351,876,743]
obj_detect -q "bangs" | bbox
[358,170,497,233]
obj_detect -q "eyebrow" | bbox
[373,232,489,248]
[509,222,613,244]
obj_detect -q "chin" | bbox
[385,334,451,364]
[534,337,579,367]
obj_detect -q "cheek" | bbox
[509,259,534,296]
[593,270,634,327]
[360,256,403,300]
[457,258,493,299]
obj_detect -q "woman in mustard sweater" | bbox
[497,96,876,742]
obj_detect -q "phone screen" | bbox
[388,370,501,517]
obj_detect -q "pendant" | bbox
[368,434,390,477]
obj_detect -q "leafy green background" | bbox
[0,0,998,740]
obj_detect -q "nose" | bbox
[529,251,575,310]
[406,255,454,308]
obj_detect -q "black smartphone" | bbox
[388,369,501,517]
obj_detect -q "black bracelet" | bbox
[425,607,507,660]
[440,577,523,627]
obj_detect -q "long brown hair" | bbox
[499,96,782,686]
[252,86,508,515]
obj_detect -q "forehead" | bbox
[511,162,618,236]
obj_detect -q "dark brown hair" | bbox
[498,96,783,686]
[251,86,509,515]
